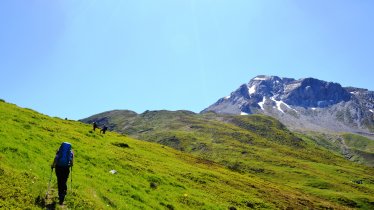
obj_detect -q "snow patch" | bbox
[253,77,267,81]
[270,97,297,113]
[271,97,285,113]
[240,112,249,115]
[248,85,256,95]
[258,96,266,110]
[224,95,231,99]
[311,108,317,110]
[370,109,374,113]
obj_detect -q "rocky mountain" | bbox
[202,75,374,136]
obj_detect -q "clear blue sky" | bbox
[1,0,373,120]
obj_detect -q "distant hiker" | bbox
[93,122,98,131]
[354,180,363,184]
[51,142,74,205]
[101,125,108,134]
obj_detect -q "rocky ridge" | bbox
[202,75,374,135]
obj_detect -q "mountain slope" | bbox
[0,101,305,209]
[81,109,374,209]
[202,75,374,135]
[5,101,374,209]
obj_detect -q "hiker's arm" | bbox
[51,154,58,169]
[51,157,56,169]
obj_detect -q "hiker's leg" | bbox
[55,167,64,203]
[60,167,70,203]
[56,166,70,204]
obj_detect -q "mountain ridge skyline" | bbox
[77,75,373,115]
[202,75,374,136]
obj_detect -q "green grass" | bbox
[1,101,374,209]
[300,131,374,166]
[83,109,374,209]
[342,133,374,153]
[341,133,374,166]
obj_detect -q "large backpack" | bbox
[56,142,73,167]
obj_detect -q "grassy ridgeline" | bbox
[1,101,374,209]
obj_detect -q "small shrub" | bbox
[337,197,358,208]
[307,181,333,189]
[160,202,175,210]
[150,182,158,189]
[166,204,175,210]
[23,124,32,130]
[112,142,130,148]
[227,162,245,173]
[249,167,265,173]
[131,194,143,202]
[246,201,254,208]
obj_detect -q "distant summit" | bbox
[202,75,374,135]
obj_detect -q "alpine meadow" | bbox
[1,100,374,209]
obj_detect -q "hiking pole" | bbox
[70,166,73,192]
[45,168,53,199]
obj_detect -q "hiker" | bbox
[101,125,108,134]
[51,142,74,205]
[93,122,98,131]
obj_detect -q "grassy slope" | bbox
[301,131,374,166]
[0,102,273,210]
[83,110,374,209]
[342,133,374,166]
[1,102,374,209]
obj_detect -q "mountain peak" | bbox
[202,75,374,134]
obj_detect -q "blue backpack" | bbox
[56,142,73,167]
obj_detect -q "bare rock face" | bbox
[202,75,374,134]
[281,78,351,107]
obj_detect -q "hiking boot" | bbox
[59,195,65,205]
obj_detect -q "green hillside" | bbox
[298,131,374,167]
[1,101,374,209]
[83,110,374,209]
[342,133,374,166]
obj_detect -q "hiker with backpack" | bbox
[101,125,108,134]
[93,121,98,131]
[51,142,74,205]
